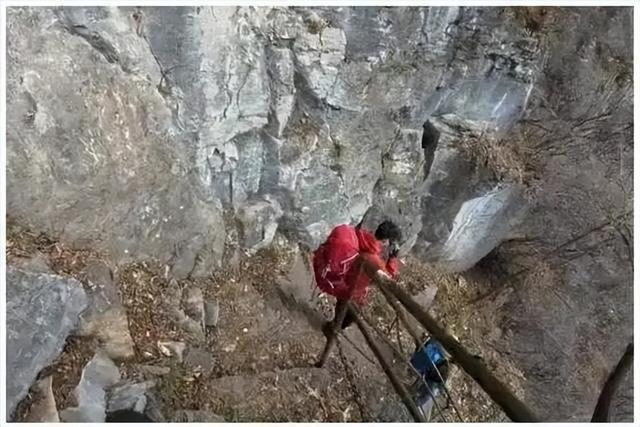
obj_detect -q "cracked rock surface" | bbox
[6,6,633,422]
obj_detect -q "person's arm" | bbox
[361,251,399,280]
[386,257,399,278]
[385,244,400,278]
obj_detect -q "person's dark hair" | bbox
[106,409,153,423]
[374,220,402,242]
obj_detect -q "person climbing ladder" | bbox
[312,220,402,367]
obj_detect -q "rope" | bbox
[336,330,377,366]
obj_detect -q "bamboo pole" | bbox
[362,261,539,422]
[357,306,452,422]
[377,279,423,348]
[350,303,426,422]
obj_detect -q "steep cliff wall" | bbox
[6,6,633,421]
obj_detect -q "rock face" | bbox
[78,260,135,360]
[237,197,284,254]
[181,285,206,330]
[183,347,216,376]
[6,5,539,269]
[10,252,52,274]
[7,7,226,277]
[59,350,121,423]
[157,341,186,363]
[24,376,60,423]
[6,266,88,418]
[204,300,220,327]
[163,280,206,341]
[107,380,156,414]
[461,8,633,422]
[6,5,633,422]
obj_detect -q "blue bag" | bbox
[410,338,446,378]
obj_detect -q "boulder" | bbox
[237,197,284,254]
[135,364,172,378]
[24,376,59,423]
[163,280,205,341]
[204,300,220,327]
[78,260,135,360]
[59,350,121,423]
[438,184,525,272]
[107,380,156,413]
[10,252,52,274]
[181,285,205,330]
[6,266,88,418]
[157,341,186,363]
[183,347,216,376]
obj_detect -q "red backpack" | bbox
[312,224,360,300]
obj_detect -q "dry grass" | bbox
[397,258,515,422]
[38,336,100,410]
[459,129,541,189]
[7,220,517,422]
[129,244,299,419]
[155,361,208,419]
[118,261,188,362]
[7,222,362,421]
[431,274,527,422]
[512,7,549,33]
[285,114,322,154]
[6,220,56,260]
[510,7,564,37]
[306,16,328,35]
[7,218,103,281]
